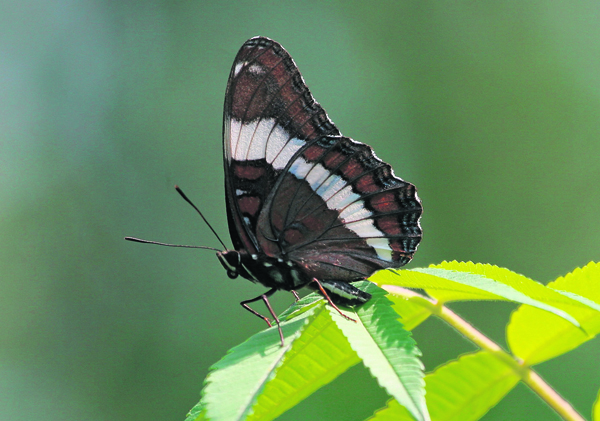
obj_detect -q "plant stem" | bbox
[382,285,586,421]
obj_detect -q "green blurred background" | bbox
[2,1,599,420]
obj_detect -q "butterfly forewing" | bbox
[223,36,422,290]
[223,37,340,255]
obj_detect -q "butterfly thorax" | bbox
[217,250,309,291]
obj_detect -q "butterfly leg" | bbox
[291,290,300,301]
[240,288,285,346]
[310,278,357,323]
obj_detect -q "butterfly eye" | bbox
[227,270,238,279]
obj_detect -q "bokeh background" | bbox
[2,1,600,420]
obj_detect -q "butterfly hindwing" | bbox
[259,135,422,281]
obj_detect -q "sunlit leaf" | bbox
[372,263,581,327]
[368,351,519,421]
[371,267,499,302]
[247,303,360,421]
[331,281,429,421]
[184,401,206,421]
[198,309,316,421]
[508,262,600,364]
[431,262,592,311]
[278,293,322,321]
[367,399,414,421]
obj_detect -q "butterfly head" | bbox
[217,250,242,279]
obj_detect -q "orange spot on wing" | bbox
[339,159,363,179]
[355,174,378,193]
[323,151,345,169]
[303,144,326,161]
[370,192,400,212]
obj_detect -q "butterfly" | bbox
[215,36,423,344]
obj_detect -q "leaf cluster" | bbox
[186,261,600,421]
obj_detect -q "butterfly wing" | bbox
[258,134,422,281]
[223,37,422,281]
[223,36,340,255]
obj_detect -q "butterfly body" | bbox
[217,248,305,290]
[217,248,372,306]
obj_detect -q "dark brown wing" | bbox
[223,36,339,254]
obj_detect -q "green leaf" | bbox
[198,309,316,421]
[371,265,500,302]
[367,399,416,421]
[184,401,206,421]
[369,351,520,421]
[278,293,322,321]
[420,351,519,421]
[508,261,600,364]
[330,281,429,421]
[247,303,360,421]
[552,290,600,313]
[429,261,553,302]
[372,263,581,327]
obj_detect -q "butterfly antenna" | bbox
[124,237,220,251]
[175,185,228,250]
